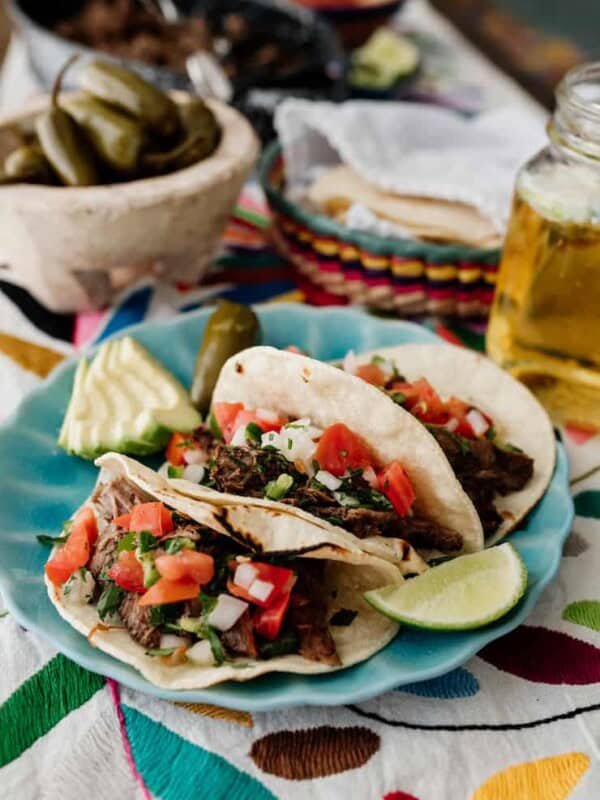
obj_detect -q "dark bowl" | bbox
[302,1,406,48]
[8,0,346,141]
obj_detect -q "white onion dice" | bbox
[207,594,249,631]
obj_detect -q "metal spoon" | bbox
[140,0,233,102]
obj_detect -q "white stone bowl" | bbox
[0,93,259,312]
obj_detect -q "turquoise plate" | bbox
[0,305,573,710]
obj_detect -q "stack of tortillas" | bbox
[275,99,545,249]
[308,165,502,248]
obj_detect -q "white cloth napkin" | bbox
[275,99,546,233]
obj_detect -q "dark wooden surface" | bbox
[0,0,9,63]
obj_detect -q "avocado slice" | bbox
[59,337,201,459]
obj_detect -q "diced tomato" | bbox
[45,507,98,586]
[155,551,214,584]
[113,513,131,529]
[253,591,291,640]
[45,550,78,586]
[285,345,304,354]
[138,577,200,606]
[165,432,190,467]
[390,378,446,423]
[445,397,492,439]
[108,550,145,593]
[227,562,296,608]
[315,422,376,477]
[72,506,98,547]
[378,461,416,518]
[355,363,387,387]
[129,502,174,538]
[212,401,244,443]
[232,409,285,436]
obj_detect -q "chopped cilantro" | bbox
[168,465,184,479]
[265,473,294,501]
[145,647,176,657]
[138,531,158,553]
[208,410,223,440]
[245,422,263,444]
[148,603,182,626]
[117,531,136,552]
[496,441,524,454]
[287,438,293,450]
[201,623,225,665]
[389,391,406,405]
[164,537,195,555]
[97,583,124,621]
[36,533,69,546]
[199,592,218,615]
[259,630,299,659]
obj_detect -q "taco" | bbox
[162,346,485,559]
[44,453,405,689]
[345,343,555,544]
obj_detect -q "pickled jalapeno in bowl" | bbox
[0,59,259,312]
[0,58,222,187]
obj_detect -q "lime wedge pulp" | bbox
[364,543,528,630]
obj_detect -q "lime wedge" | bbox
[364,543,527,630]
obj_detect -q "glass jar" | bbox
[487,62,600,427]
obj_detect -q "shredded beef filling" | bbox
[88,477,341,663]
[428,427,534,537]
[204,437,463,552]
[221,610,258,658]
[119,593,160,650]
[288,561,340,666]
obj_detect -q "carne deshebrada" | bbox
[43,454,403,689]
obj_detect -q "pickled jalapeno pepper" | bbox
[35,55,99,187]
[174,99,220,169]
[79,61,179,138]
[63,95,145,174]
[191,301,261,413]
[4,144,54,184]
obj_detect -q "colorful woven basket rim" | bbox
[258,140,501,266]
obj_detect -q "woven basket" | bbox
[259,141,501,317]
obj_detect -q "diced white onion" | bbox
[182,464,205,484]
[333,491,361,508]
[187,640,215,666]
[183,448,207,466]
[234,562,258,590]
[230,425,248,447]
[256,408,280,423]
[64,569,95,604]
[248,578,274,602]
[445,418,459,433]
[343,350,358,374]
[316,470,342,491]
[466,408,489,437]
[261,430,281,449]
[362,465,379,488]
[158,462,170,479]
[208,594,249,631]
[160,634,190,650]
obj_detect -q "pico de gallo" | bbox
[161,403,463,553]
[43,482,347,666]
[344,352,535,537]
